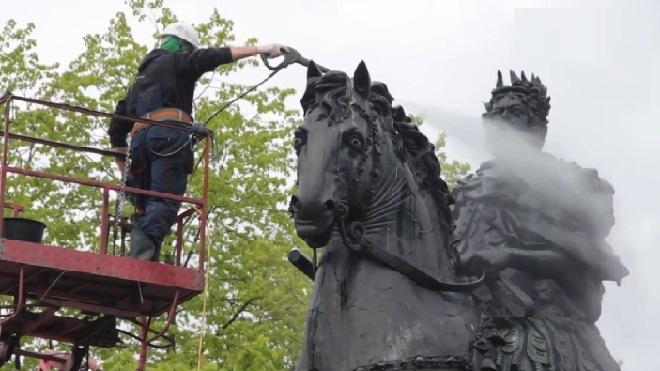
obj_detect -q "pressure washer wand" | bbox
[259,47,330,73]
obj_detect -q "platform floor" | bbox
[0,238,205,319]
[1,311,121,348]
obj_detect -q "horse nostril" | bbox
[290,195,300,211]
[323,200,334,211]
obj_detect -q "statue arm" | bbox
[452,193,581,281]
[456,241,579,282]
[504,245,579,280]
[452,170,627,283]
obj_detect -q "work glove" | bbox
[256,44,290,59]
[190,122,215,146]
[191,121,211,135]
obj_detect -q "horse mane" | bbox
[299,70,455,227]
[389,105,455,227]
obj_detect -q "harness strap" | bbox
[338,217,486,293]
[484,271,536,317]
[130,108,192,136]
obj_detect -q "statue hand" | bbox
[456,248,513,276]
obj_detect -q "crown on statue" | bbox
[484,70,552,123]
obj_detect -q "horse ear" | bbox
[353,60,371,99]
[393,105,405,121]
[307,60,323,80]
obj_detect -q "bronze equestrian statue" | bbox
[289,60,483,371]
[288,61,628,371]
[452,70,629,371]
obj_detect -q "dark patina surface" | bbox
[290,61,480,371]
[452,71,629,371]
[288,64,628,371]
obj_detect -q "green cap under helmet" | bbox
[160,36,194,52]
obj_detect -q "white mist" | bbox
[398,100,657,369]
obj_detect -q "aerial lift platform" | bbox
[0,93,210,370]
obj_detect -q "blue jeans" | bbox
[129,123,193,257]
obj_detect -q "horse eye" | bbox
[349,137,362,149]
[293,135,306,149]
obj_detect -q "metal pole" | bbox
[135,316,148,371]
[0,96,13,238]
[198,137,210,272]
[100,188,110,255]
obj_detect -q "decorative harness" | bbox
[330,105,535,315]
[314,102,486,293]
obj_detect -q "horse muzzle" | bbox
[290,194,336,248]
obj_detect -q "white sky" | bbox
[7,0,659,369]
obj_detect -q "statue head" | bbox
[482,70,551,153]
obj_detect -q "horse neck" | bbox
[359,151,454,273]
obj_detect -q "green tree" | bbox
[0,3,470,369]
[434,131,471,188]
[0,1,311,369]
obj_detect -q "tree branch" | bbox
[220,296,260,331]
[282,282,304,306]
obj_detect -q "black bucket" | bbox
[2,217,47,243]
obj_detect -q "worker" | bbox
[107,22,291,261]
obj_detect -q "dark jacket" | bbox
[107,47,233,148]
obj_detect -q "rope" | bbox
[196,221,212,370]
[191,65,284,370]
[186,74,289,360]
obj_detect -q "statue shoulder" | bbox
[562,159,615,196]
[452,162,512,212]
[584,166,614,195]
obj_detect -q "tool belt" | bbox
[130,108,192,136]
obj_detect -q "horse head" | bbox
[290,60,396,248]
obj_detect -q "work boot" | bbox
[151,243,162,263]
[129,229,156,261]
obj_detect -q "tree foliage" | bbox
[434,131,471,189]
[0,2,470,369]
[0,1,311,369]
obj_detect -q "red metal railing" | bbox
[0,93,210,272]
[4,202,23,217]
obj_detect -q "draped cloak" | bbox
[451,154,628,371]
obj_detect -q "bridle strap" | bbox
[331,114,486,293]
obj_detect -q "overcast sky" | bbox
[7,0,659,368]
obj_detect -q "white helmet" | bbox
[161,22,200,50]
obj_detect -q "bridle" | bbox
[293,102,486,293]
